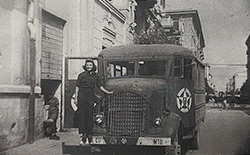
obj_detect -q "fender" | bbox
[148,112,181,142]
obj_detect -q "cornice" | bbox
[0,85,41,94]
[97,0,126,23]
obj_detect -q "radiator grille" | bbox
[103,92,147,137]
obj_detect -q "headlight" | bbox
[94,113,104,125]
[154,117,162,126]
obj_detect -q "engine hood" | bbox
[105,78,168,96]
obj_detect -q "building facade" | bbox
[135,1,205,62]
[246,34,250,80]
[0,0,142,151]
[158,9,205,61]
[240,34,250,102]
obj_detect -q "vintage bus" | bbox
[66,44,206,154]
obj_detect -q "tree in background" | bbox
[134,17,180,45]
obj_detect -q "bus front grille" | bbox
[104,92,147,137]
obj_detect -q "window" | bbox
[173,20,179,31]
[138,60,166,77]
[174,58,192,79]
[198,63,205,89]
[193,62,205,90]
[174,59,183,77]
[160,0,166,9]
[184,59,192,79]
[107,61,135,78]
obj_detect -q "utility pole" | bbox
[27,0,36,143]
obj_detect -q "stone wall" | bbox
[0,92,44,151]
[0,0,45,151]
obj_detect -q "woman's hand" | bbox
[72,93,77,105]
[74,98,78,105]
[100,86,114,95]
[44,105,50,110]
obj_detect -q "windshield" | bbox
[138,60,166,77]
[107,61,135,78]
[106,60,167,78]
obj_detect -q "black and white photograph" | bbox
[0,0,250,155]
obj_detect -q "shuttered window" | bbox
[41,10,65,80]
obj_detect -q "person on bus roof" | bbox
[74,59,113,145]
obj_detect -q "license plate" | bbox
[91,136,107,145]
[136,137,171,146]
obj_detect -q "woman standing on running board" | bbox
[74,59,113,145]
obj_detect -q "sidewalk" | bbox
[0,129,96,155]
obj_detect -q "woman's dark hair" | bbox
[82,59,97,72]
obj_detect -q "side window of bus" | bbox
[107,61,135,78]
[174,58,192,80]
[184,59,192,79]
[198,63,205,89]
[174,58,183,77]
[192,61,205,90]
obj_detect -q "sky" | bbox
[166,0,250,91]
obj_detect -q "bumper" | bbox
[91,136,171,146]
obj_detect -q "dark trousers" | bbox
[44,119,56,136]
[77,88,94,136]
[44,107,58,136]
[48,108,58,134]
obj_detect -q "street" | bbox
[2,102,250,155]
[186,103,250,155]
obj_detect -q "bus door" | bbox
[64,57,99,128]
[173,58,195,128]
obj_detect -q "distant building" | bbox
[135,5,205,61]
[246,34,250,79]
[160,10,205,61]
[240,34,250,101]
[204,64,215,94]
